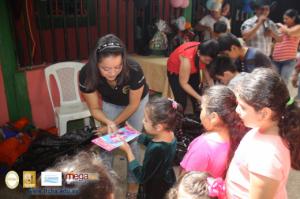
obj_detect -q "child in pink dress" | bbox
[226,68,300,199]
[180,85,247,178]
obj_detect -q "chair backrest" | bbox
[44,62,84,109]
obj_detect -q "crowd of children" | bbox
[60,67,300,199]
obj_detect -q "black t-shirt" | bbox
[79,59,149,106]
[235,47,272,72]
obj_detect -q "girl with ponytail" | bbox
[119,97,183,199]
[180,85,247,178]
[226,68,300,199]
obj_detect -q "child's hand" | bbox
[119,140,131,153]
[119,141,135,162]
[94,126,108,136]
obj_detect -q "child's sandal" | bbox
[126,192,137,199]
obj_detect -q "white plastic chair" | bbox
[44,62,92,136]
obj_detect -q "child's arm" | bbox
[249,172,280,199]
[137,134,152,146]
[120,143,165,184]
[119,141,135,162]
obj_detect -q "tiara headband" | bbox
[97,42,123,53]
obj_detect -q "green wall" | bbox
[183,1,192,22]
[0,1,32,121]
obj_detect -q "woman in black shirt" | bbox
[79,34,149,198]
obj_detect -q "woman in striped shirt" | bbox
[272,9,300,84]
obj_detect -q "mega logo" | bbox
[65,173,89,181]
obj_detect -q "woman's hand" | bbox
[276,23,284,28]
[277,23,288,34]
[95,126,108,135]
[94,121,118,135]
[196,95,202,104]
[107,123,118,134]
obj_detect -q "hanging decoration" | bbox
[170,0,190,8]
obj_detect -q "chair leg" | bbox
[59,118,68,136]
[55,115,59,129]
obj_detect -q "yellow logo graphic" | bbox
[122,85,130,94]
[5,171,19,189]
[23,171,36,188]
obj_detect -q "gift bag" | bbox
[149,20,169,55]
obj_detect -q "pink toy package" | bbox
[91,126,141,151]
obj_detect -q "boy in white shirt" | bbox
[196,1,231,41]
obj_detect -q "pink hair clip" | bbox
[168,98,178,109]
[207,177,226,199]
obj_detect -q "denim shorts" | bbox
[273,59,299,97]
[273,59,296,84]
[100,94,149,183]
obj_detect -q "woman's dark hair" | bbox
[83,34,131,90]
[194,40,219,70]
[146,97,184,132]
[203,85,248,170]
[236,68,300,170]
[284,9,300,25]
[217,33,242,52]
[198,39,219,58]
[167,172,210,199]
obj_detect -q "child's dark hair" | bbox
[146,97,183,132]
[198,39,219,58]
[284,9,300,25]
[217,33,242,52]
[167,172,210,199]
[236,68,300,170]
[83,34,131,90]
[203,85,248,169]
[208,55,237,80]
[213,21,228,34]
